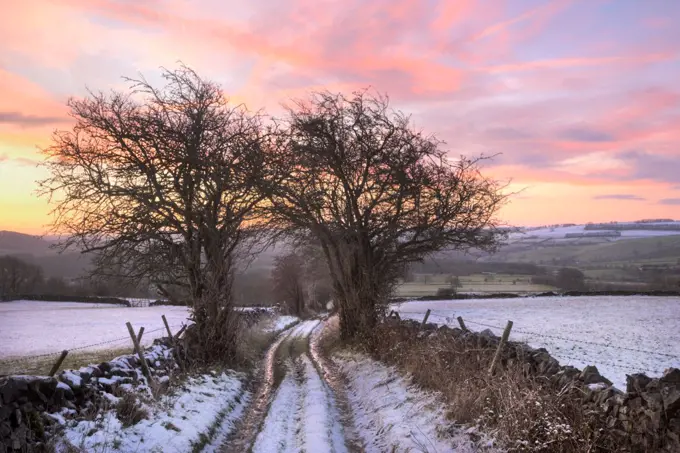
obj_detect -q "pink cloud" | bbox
[484,52,676,73]
[0,69,67,118]
[1,0,679,231]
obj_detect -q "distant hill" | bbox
[4,219,679,280]
[487,234,680,268]
[0,231,91,278]
[0,231,55,256]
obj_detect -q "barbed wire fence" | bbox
[0,319,187,377]
[397,309,680,379]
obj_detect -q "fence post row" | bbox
[126,321,153,383]
[488,320,514,376]
[48,350,69,377]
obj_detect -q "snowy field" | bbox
[0,300,192,359]
[393,296,680,390]
[507,222,680,241]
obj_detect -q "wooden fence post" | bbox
[457,316,468,331]
[49,350,68,377]
[162,315,185,372]
[488,320,514,376]
[161,315,174,339]
[132,327,145,354]
[174,325,187,340]
[420,309,431,329]
[126,322,153,382]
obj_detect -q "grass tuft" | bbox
[115,392,149,428]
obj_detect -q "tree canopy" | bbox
[40,66,270,362]
[264,90,507,338]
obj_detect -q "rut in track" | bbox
[221,319,360,453]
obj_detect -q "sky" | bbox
[1,0,679,234]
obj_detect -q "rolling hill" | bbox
[0,231,91,278]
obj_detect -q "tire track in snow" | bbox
[250,364,301,452]
[224,319,354,453]
[221,322,300,452]
[296,355,347,452]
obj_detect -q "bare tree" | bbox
[271,252,306,316]
[0,256,44,297]
[39,66,269,363]
[265,90,507,340]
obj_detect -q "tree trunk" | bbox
[333,262,380,341]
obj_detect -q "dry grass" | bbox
[115,392,149,428]
[0,346,134,376]
[235,316,297,369]
[358,323,619,453]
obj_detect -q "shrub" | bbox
[115,393,149,427]
[436,287,456,298]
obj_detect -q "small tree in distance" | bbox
[0,256,44,297]
[556,267,586,291]
[271,252,306,316]
[265,90,507,340]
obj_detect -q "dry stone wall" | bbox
[0,339,176,452]
[397,318,680,452]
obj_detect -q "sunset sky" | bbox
[1,0,679,234]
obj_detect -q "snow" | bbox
[335,351,498,452]
[507,222,680,242]
[263,315,300,333]
[235,306,274,312]
[252,319,347,453]
[251,367,301,452]
[61,372,82,388]
[299,355,347,452]
[393,296,680,390]
[293,318,321,337]
[61,371,249,453]
[0,301,191,358]
[47,412,67,426]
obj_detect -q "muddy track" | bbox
[221,319,361,453]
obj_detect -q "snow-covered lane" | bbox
[250,319,349,453]
[299,355,347,453]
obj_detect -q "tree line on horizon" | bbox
[38,65,507,364]
[0,255,147,299]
